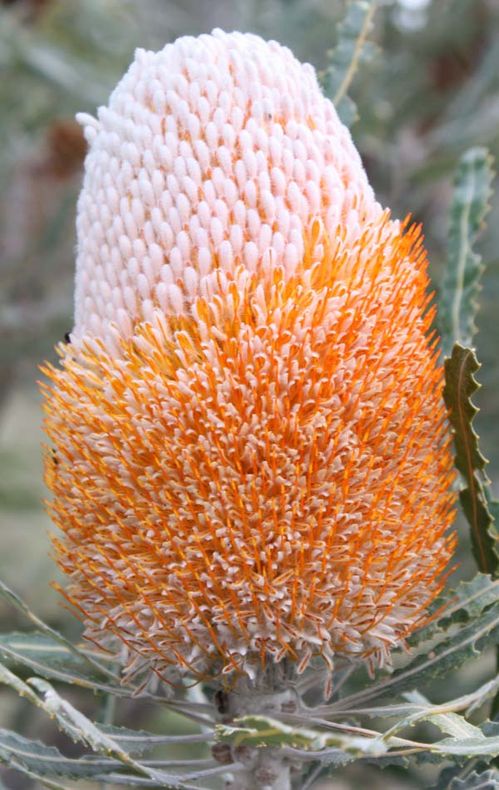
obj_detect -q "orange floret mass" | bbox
[42,216,456,682]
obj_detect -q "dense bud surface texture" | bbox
[43,30,456,683]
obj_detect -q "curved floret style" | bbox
[42,29,456,684]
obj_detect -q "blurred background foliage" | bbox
[0,0,498,787]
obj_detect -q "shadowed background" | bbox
[1,0,498,787]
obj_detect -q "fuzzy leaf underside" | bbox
[217,713,499,762]
[439,147,494,356]
[443,344,498,573]
[216,714,386,757]
[321,0,378,126]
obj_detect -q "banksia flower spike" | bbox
[42,30,456,689]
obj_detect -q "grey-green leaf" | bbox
[408,572,499,648]
[97,723,214,756]
[27,678,186,786]
[439,147,494,356]
[321,0,378,127]
[0,728,118,779]
[0,578,120,681]
[434,766,499,790]
[448,770,499,789]
[433,735,499,757]
[0,623,213,726]
[0,631,117,692]
[327,598,499,710]
[443,344,498,573]
[216,714,387,757]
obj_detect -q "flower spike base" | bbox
[213,664,299,790]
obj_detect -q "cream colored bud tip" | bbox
[73,28,380,348]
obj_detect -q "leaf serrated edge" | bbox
[320,0,378,125]
[440,146,494,355]
[443,344,498,574]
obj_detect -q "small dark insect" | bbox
[64,331,72,344]
[51,448,59,466]
[214,689,230,715]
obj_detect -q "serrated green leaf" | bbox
[321,0,378,126]
[431,772,488,790]
[327,599,499,710]
[1,761,71,790]
[0,728,118,779]
[0,579,120,682]
[408,572,499,648]
[444,346,488,477]
[439,147,494,356]
[77,766,233,788]
[318,576,499,715]
[487,498,499,549]
[443,344,498,573]
[28,678,196,788]
[0,664,209,790]
[447,770,499,789]
[0,631,117,692]
[0,614,212,726]
[97,723,214,756]
[0,727,215,786]
[324,674,499,721]
[0,631,213,722]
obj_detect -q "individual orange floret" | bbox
[42,215,456,684]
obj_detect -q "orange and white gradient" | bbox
[42,30,456,685]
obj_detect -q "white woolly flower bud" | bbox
[74,28,380,345]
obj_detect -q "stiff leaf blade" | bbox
[326,598,499,709]
[0,579,120,681]
[408,572,499,648]
[216,714,386,757]
[0,728,118,779]
[0,631,117,692]
[321,0,378,126]
[443,344,498,573]
[434,766,499,789]
[440,147,494,356]
[448,770,499,789]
